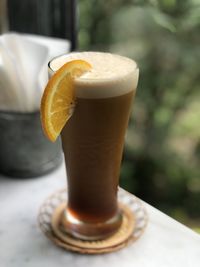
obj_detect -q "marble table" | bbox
[0,161,200,267]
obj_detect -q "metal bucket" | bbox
[0,110,62,178]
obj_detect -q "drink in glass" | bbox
[48,52,139,240]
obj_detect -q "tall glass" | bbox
[48,52,139,240]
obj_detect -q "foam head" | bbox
[49,52,139,98]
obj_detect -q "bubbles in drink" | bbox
[50,52,139,99]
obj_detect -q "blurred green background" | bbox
[78,0,200,230]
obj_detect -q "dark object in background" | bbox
[7,0,77,50]
[0,0,9,33]
[0,111,62,178]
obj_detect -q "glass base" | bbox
[60,208,122,241]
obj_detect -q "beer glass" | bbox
[48,52,139,240]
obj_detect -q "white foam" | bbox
[49,52,139,98]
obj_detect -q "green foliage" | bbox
[79,0,200,226]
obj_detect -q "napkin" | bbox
[0,33,70,112]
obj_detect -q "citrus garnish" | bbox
[41,60,92,142]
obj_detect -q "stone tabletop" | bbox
[0,161,200,267]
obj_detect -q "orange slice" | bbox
[41,60,92,142]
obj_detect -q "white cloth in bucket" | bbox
[0,33,70,112]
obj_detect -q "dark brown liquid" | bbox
[61,90,134,223]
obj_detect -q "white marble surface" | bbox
[0,161,200,267]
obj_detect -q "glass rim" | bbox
[48,52,139,79]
